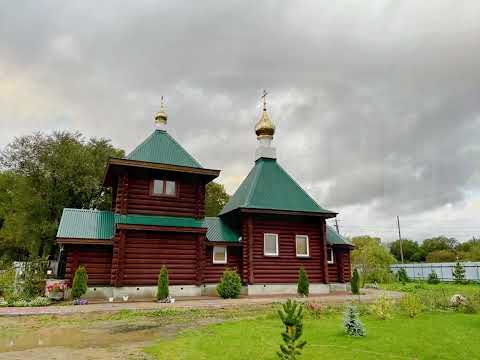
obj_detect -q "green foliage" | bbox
[27,296,51,307]
[351,236,395,285]
[400,293,425,318]
[452,261,466,284]
[397,268,409,283]
[205,182,230,217]
[343,305,366,337]
[426,250,457,262]
[427,271,440,284]
[216,268,242,299]
[0,132,124,259]
[18,259,48,299]
[277,299,307,359]
[421,236,457,254]
[157,265,169,300]
[389,239,424,262]
[297,266,309,297]
[71,265,88,299]
[0,266,16,303]
[351,268,360,295]
[371,293,394,320]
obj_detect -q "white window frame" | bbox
[327,248,334,264]
[264,233,279,256]
[295,235,310,257]
[212,246,227,264]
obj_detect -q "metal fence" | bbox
[391,262,480,282]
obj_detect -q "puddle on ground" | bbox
[0,322,177,353]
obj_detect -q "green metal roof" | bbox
[202,217,240,243]
[219,158,335,216]
[115,214,204,228]
[57,209,115,239]
[327,226,352,246]
[126,130,203,168]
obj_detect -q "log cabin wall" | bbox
[243,214,327,284]
[120,230,198,286]
[204,246,243,283]
[114,169,206,218]
[327,247,352,282]
[64,245,113,286]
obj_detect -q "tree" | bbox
[216,268,242,299]
[350,268,360,295]
[343,305,366,337]
[426,250,457,263]
[157,265,169,300]
[277,299,307,359]
[389,239,422,262]
[421,236,458,254]
[351,236,395,284]
[71,265,88,299]
[205,182,230,217]
[0,132,124,258]
[397,268,409,283]
[297,266,309,297]
[452,260,466,284]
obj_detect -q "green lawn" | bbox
[145,311,480,360]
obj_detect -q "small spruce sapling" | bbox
[216,268,242,299]
[277,299,307,360]
[427,271,440,284]
[297,266,309,297]
[351,268,360,295]
[71,265,88,300]
[157,265,169,301]
[452,260,466,284]
[343,305,366,337]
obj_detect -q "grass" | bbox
[145,311,480,360]
[381,281,480,298]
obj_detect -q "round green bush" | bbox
[427,271,440,284]
[216,268,242,299]
[71,265,88,300]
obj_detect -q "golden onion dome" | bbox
[255,108,275,139]
[154,97,167,125]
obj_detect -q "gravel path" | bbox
[0,289,401,317]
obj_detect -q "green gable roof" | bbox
[220,158,335,216]
[202,217,240,243]
[127,130,202,168]
[327,226,352,246]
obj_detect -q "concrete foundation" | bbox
[82,282,349,300]
[246,283,330,296]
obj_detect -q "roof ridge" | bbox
[163,131,202,168]
[244,159,264,207]
[274,161,327,211]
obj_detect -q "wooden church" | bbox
[56,98,352,298]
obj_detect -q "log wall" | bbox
[114,171,205,218]
[243,215,327,284]
[120,230,198,285]
[204,246,243,283]
[64,245,113,285]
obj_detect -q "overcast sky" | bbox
[1,1,479,243]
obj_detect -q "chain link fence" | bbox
[391,262,480,282]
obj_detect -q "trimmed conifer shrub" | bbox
[452,261,466,284]
[216,268,242,299]
[427,271,440,284]
[71,265,88,300]
[157,265,169,300]
[351,268,360,295]
[277,299,307,359]
[343,305,366,337]
[297,266,309,297]
[397,268,410,283]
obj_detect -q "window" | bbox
[213,246,227,264]
[152,179,176,196]
[264,233,279,256]
[327,248,334,264]
[296,235,309,257]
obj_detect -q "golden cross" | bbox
[261,90,268,110]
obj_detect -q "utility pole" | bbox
[397,216,404,264]
[335,218,340,234]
